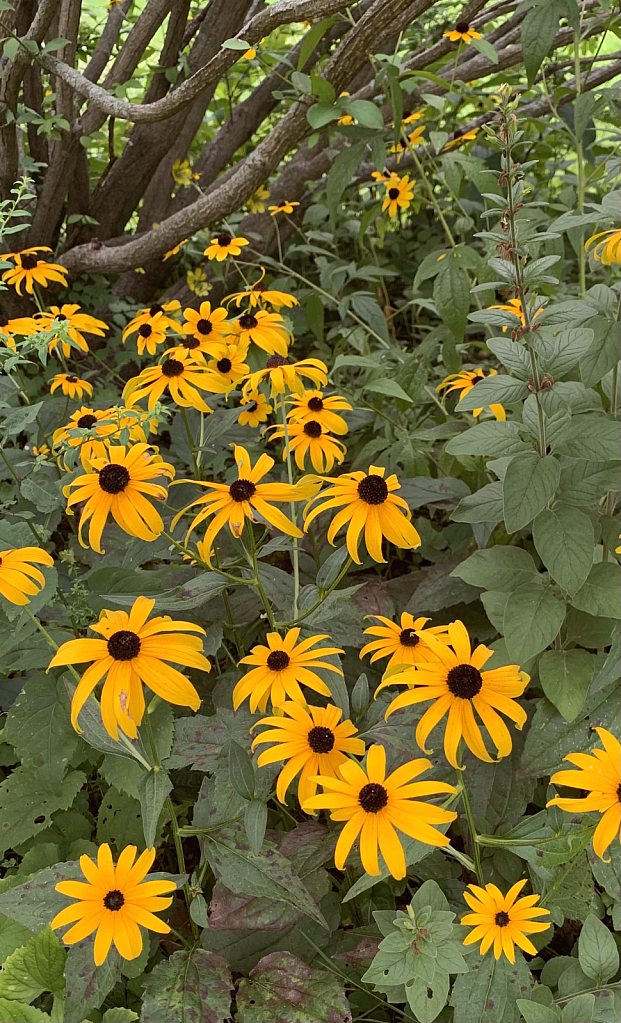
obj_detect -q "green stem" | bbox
[179,407,199,478]
[275,556,353,628]
[247,523,277,629]
[457,772,484,886]
[573,30,587,297]
[476,826,596,849]
[279,398,300,620]
[161,530,250,585]
[22,606,82,684]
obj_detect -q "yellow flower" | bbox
[243,47,256,59]
[52,407,156,469]
[402,108,426,124]
[269,419,347,473]
[268,200,300,216]
[287,390,351,434]
[52,844,176,965]
[32,444,50,458]
[35,304,108,358]
[407,124,426,146]
[233,309,291,356]
[50,374,93,400]
[247,185,270,214]
[227,268,298,310]
[488,298,543,331]
[1,247,68,295]
[0,311,39,344]
[304,744,457,879]
[442,129,479,151]
[461,880,550,962]
[389,126,425,161]
[122,352,218,414]
[203,233,249,261]
[437,368,505,421]
[48,595,209,739]
[252,702,365,805]
[123,301,182,346]
[303,464,421,565]
[547,727,620,861]
[187,267,211,295]
[171,444,308,554]
[205,341,250,394]
[122,311,174,356]
[163,239,188,261]
[238,392,272,427]
[63,443,175,554]
[443,22,482,44]
[234,628,343,712]
[171,159,199,186]
[337,92,354,125]
[585,228,621,265]
[381,174,415,217]
[0,546,54,605]
[242,355,328,398]
[360,614,450,669]
[381,620,529,769]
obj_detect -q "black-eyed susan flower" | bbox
[287,390,351,435]
[437,368,505,421]
[123,352,217,413]
[443,128,479,151]
[247,184,270,214]
[243,354,328,398]
[382,620,529,769]
[123,301,182,343]
[203,233,249,261]
[233,309,291,356]
[461,881,550,962]
[304,744,457,879]
[171,444,308,554]
[252,702,365,805]
[64,443,175,554]
[381,174,415,217]
[181,301,232,348]
[205,342,249,394]
[1,247,68,294]
[585,228,621,265]
[234,628,344,711]
[268,200,300,216]
[48,595,209,738]
[547,727,620,861]
[36,304,108,358]
[402,108,426,125]
[488,298,543,331]
[303,464,421,565]
[50,373,93,400]
[443,21,482,43]
[227,268,298,310]
[242,46,256,59]
[270,419,347,473]
[360,614,450,669]
[123,308,180,356]
[0,546,54,605]
[0,311,40,344]
[390,126,425,161]
[163,239,188,261]
[165,333,226,364]
[238,392,272,427]
[52,844,176,965]
[52,406,155,469]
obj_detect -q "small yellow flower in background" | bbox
[252,702,365,805]
[437,368,505,421]
[287,390,351,434]
[1,246,68,294]
[0,547,54,606]
[407,124,426,146]
[187,267,211,295]
[171,159,199,186]
[52,844,176,965]
[360,614,451,669]
[304,744,457,879]
[171,444,308,554]
[233,309,291,356]
[0,311,39,344]
[247,184,270,213]
[204,233,249,261]
[32,444,51,458]
[381,174,415,217]
[337,92,354,125]
[585,228,621,265]
[227,268,298,309]
[547,727,620,861]
[403,108,426,124]
[461,880,550,962]
[488,297,543,331]
[268,200,300,216]
[48,595,209,739]
[243,355,328,398]
[63,443,175,555]
[36,304,107,358]
[443,128,479,151]
[122,352,217,414]
[270,418,347,473]
[234,628,344,712]
[381,620,529,769]
[163,239,188,261]
[303,464,421,565]
[238,391,272,427]
[205,341,250,394]
[124,301,182,343]
[243,47,256,59]
[50,374,93,400]
[443,21,482,44]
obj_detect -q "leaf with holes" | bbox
[0,770,85,858]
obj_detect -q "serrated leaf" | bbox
[503,453,561,532]
[516,999,561,1022]
[141,948,232,1023]
[0,926,65,1002]
[0,1000,50,1022]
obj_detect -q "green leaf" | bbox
[344,99,384,129]
[66,681,147,763]
[316,545,349,589]
[552,416,621,460]
[244,800,267,855]
[434,263,470,339]
[326,142,366,222]
[532,505,594,594]
[297,17,339,71]
[456,375,530,412]
[228,741,255,801]
[21,476,63,513]
[304,294,324,341]
[0,927,65,1002]
[539,327,594,379]
[452,481,504,522]
[450,951,532,1022]
[0,863,83,934]
[521,2,562,85]
[97,787,146,851]
[350,293,390,344]
[236,952,350,1022]
[307,102,339,129]
[471,36,499,64]
[364,377,412,403]
[446,422,532,457]
[561,993,596,1023]
[167,706,253,772]
[98,1010,140,1022]
[0,403,44,435]
[579,317,620,388]
[503,453,561,532]
[0,769,85,857]
[137,770,171,849]
[503,585,565,661]
[539,649,594,721]
[578,914,619,985]
[4,675,82,786]
[570,563,621,619]
[452,546,537,592]
[0,909,32,968]
[0,1000,50,1022]
[574,92,597,141]
[557,459,620,506]
[65,940,122,1022]
[141,949,232,1022]
[487,338,531,380]
[517,998,561,1022]
[222,37,250,49]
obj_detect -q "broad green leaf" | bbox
[452,546,537,592]
[21,476,63,513]
[456,375,530,412]
[297,16,339,71]
[0,402,44,436]
[4,675,83,786]
[307,102,338,129]
[578,914,619,985]
[521,1,562,84]
[0,863,84,934]
[137,770,172,849]
[228,741,255,801]
[532,506,594,594]
[141,948,232,1023]
[538,649,594,721]
[503,453,561,532]
[236,952,350,1022]
[350,293,390,344]
[446,422,532,457]
[326,142,366,221]
[516,1000,561,1023]
[0,927,65,1003]
[557,459,620,506]
[552,416,621,460]
[364,377,412,403]
[539,327,594,378]
[574,92,597,142]
[0,911,32,968]
[486,338,531,380]
[570,563,621,619]
[316,545,349,589]
[503,585,565,661]
[244,799,268,855]
[344,99,384,129]
[561,993,596,1023]
[0,1000,50,1022]
[452,481,504,522]
[471,36,499,63]
[167,706,253,772]
[434,262,470,339]
[450,950,532,1022]
[579,317,619,387]
[97,787,146,851]
[0,769,85,857]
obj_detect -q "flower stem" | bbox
[457,772,484,886]
[247,522,277,629]
[279,397,300,620]
[179,407,199,478]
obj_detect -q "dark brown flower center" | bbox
[138,323,152,337]
[217,358,232,373]
[77,414,98,429]
[388,188,400,199]
[266,354,288,368]
[107,630,141,661]
[307,725,335,754]
[98,463,130,494]
[617,784,621,802]
[307,396,323,411]
[359,782,388,813]
[239,314,258,331]
[66,375,79,383]
[358,474,388,505]
[104,889,125,911]
[20,254,38,270]
[495,911,510,927]
[266,649,290,672]
[229,478,256,502]
[303,420,322,438]
[0,314,9,327]
[55,312,67,321]
[149,303,164,316]
[197,318,212,335]
[455,21,470,32]
[246,401,258,413]
[447,663,483,699]
[251,282,268,293]
[161,358,184,378]
[217,232,232,247]
[182,336,201,349]
[400,628,419,647]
